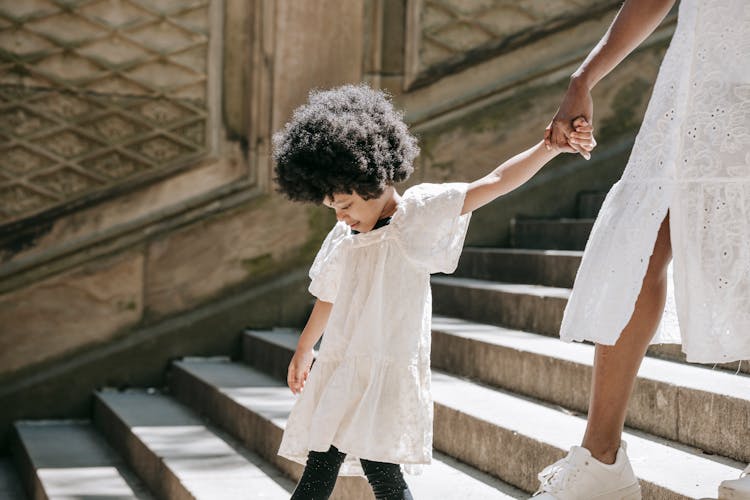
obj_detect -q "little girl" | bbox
[272,84,594,499]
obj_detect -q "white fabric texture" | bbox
[561,0,750,363]
[278,182,471,475]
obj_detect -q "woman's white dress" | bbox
[561,0,750,363]
[278,183,471,475]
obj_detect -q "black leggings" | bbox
[290,446,414,500]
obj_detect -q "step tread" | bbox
[242,330,745,498]
[431,276,571,299]
[14,420,152,500]
[432,316,750,400]
[430,372,742,498]
[95,390,294,499]
[0,458,25,500]
[174,359,526,499]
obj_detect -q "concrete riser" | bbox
[243,333,298,382]
[7,432,42,500]
[431,284,566,337]
[169,364,374,500]
[453,251,581,289]
[93,397,189,500]
[432,330,750,464]
[432,404,683,500]
[511,220,593,250]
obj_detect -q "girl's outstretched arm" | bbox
[288,299,332,394]
[462,119,594,215]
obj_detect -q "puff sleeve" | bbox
[395,182,471,274]
[308,221,350,302]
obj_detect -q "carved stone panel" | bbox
[0,0,219,224]
[407,0,618,87]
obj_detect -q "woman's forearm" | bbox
[573,0,676,90]
[296,299,333,352]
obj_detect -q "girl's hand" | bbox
[287,348,314,395]
[568,117,597,154]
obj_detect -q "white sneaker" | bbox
[531,442,641,500]
[719,464,750,500]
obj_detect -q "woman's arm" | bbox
[548,0,676,154]
[462,119,593,215]
[288,299,332,394]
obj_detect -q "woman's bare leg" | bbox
[582,214,673,464]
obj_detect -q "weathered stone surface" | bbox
[0,251,143,379]
[0,268,310,449]
[452,248,582,288]
[12,421,152,499]
[406,41,669,247]
[2,154,247,270]
[272,0,365,130]
[170,358,522,499]
[144,193,317,317]
[510,218,594,250]
[431,276,569,337]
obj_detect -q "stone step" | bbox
[431,276,568,337]
[170,358,526,500]
[431,316,750,464]
[577,191,607,218]
[647,343,750,376]
[452,248,582,288]
[11,420,152,500]
[510,218,594,250]
[241,330,745,498]
[432,275,750,377]
[0,457,25,500]
[93,389,294,499]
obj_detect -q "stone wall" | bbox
[0,0,675,443]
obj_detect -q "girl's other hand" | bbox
[568,117,597,155]
[288,348,314,395]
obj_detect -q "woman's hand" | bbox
[545,77,594,159]
[288,348,315,395]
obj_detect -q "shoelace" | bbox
[534,457,580,495]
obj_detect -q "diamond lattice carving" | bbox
[32,167,101,196]
[0,0,212,224]
[0,146,55,176]
[418,0,599,74]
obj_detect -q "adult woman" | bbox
[534,0,750,498]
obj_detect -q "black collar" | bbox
[351,216,392,235]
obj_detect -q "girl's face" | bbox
[323,189,392,233]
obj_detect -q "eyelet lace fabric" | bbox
[278,183,471,476]
[561,0,750,363]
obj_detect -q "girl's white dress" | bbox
[561,0,750,363]
[278,183,471,475]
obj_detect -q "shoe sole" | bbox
[719,485,750,500]
[590,483,642,500]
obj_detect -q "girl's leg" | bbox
[582,214,673,464]
[359,458,413,500]
[290,446,346,500]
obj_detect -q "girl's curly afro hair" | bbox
[273,84,419,203]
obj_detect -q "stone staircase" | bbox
[3,191,749,499]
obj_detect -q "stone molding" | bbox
[0,0,278,294]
